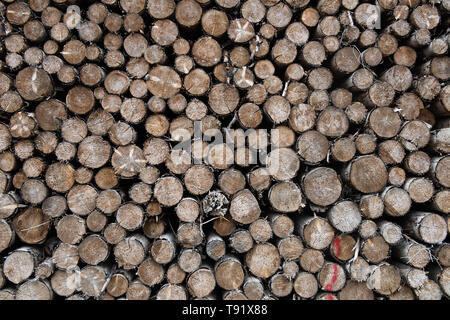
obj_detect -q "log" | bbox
[79,265,108,297]
[328,201,362,233]
[215,256,245,290]
[404,212,448,245]
[297,216,334,250]
[78,235,109,265]
[302,167,342,207]
[293,272,318,299]
[318,262,346,292]
[245,243,280,279]
[187,266,216,298]
[243,277,264,300]
[126,280,151,300]
[3,247,41,284]
[16,280,53,300]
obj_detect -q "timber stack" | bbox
[0,0,449,300]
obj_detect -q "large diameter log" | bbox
[13,207,51,244]
[343,155,388,194]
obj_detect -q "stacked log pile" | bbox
[0,0,449,300]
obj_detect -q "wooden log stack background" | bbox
[0,0,449,300]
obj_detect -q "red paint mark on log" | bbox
[333,236,341,258]
[325,263,338,291]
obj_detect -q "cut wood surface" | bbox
[0,0,448,301]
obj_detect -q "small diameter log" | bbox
[388,167,406,187]
[330,234,356,262]
[243,277,264,300]
[398,120,431,152]
[300,249,325,274]
[431,156,450,188]
[367,264,401,296]
[116,203,144,231]
[126,280,151,300]
[318,262,346,292]
[51,270,80,297]
[106,272,131,298]
[154,176,184,207]
[331,47,361,74]
[393,239,430,269]
[346,257,371,282]
[381,187,411,217]
[229,189,260,225]
[167,264,186,285]
[0,219,14,253]
[187,266,216,298]
[42,196,67,218]
[331,137,356,163]
[13,207,50,244]
[215,256,245,291]
[178,249,202,273]
[296,130,329,164]
[328,201,362,233]
[229,229,254,254]
[249,219,272,243]
[270,214,294,239]
[283,260,299,279]
[151,234,176,265]
[0,289,16,300]
[434,244,450,267]
[278,236,303,261]
[429,266,450,298]
[177,223,203,248]
[114,235,149,270]
[137,258,164,288]
[80,265,108,298]
[432,190,450,214]
[270,273,293,297]
[377,221,403,246]
[51,243,79,272]
[378,140,406,165]
[404,212,448,245]
[15,67,53,101]
[404,151,430,175]
[395,263,428,290]
[176,198,200,223]
[297,216,334,250]
[245,243,281,279]
[184,165,214,196]
[361,234,390,264]
[206,233,226,261]
[78,235,109,266]
[294,272,318,299]
[403,177,434,204]
[302,167,342,208]
[143,218,166,239]
[268,181,303,213]
[157,284,188,300]
[368,107,402,138]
